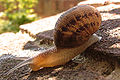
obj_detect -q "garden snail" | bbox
[7,5,101,75]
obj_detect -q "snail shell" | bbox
[54,5,101,48]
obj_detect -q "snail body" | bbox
[7,5,101,74]
[30,34,101,71]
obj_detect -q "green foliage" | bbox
[0,0,38,33]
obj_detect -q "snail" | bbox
[7,5,101,75]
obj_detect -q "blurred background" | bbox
[0,0,83,34]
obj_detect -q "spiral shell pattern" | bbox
[54,5,101,48]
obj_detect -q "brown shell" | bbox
[54,5,101,48]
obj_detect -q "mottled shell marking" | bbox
[54,5,101,48]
